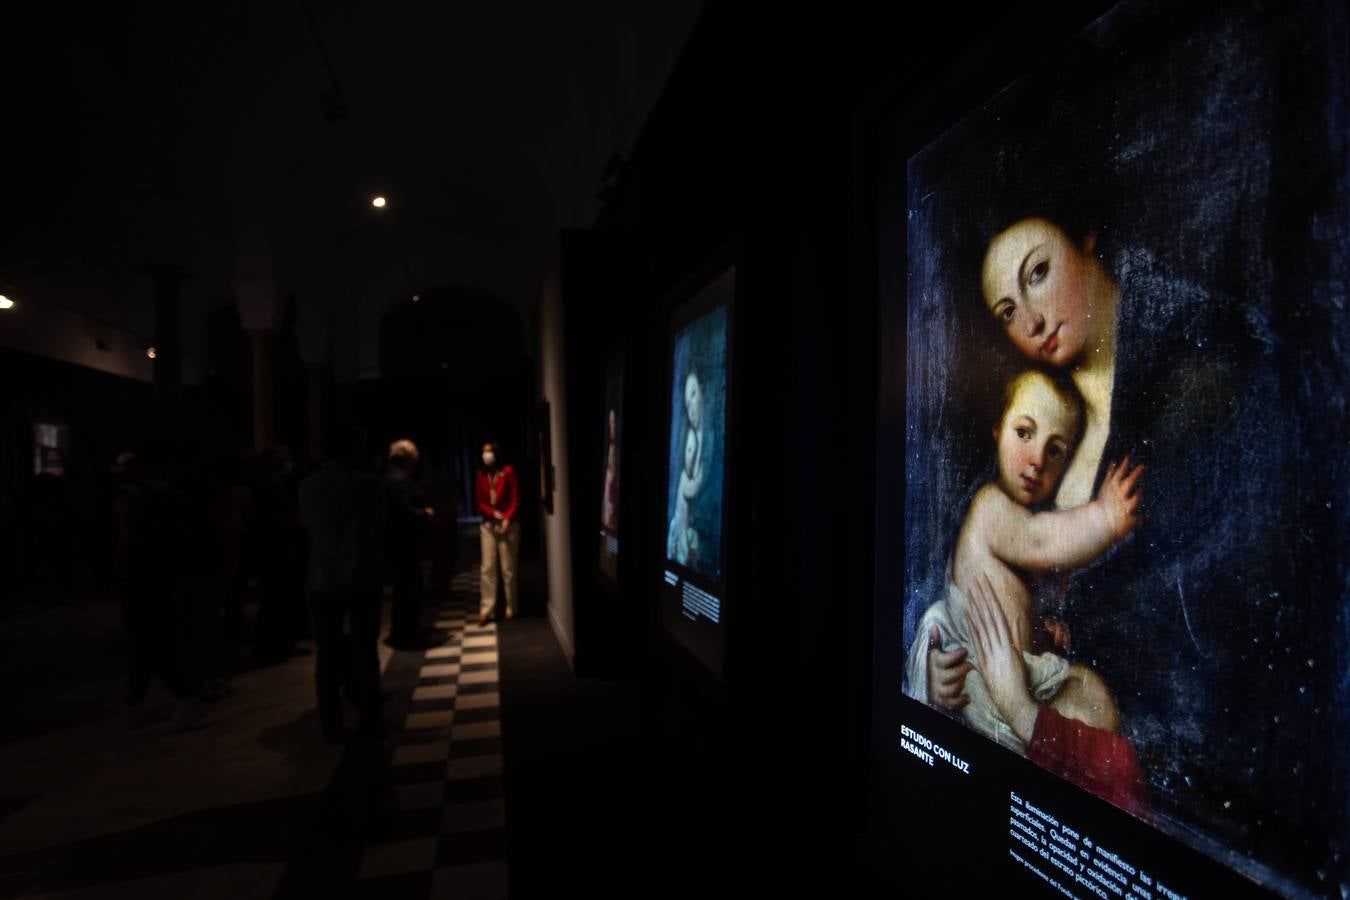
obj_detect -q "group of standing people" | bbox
[111,427,522,744]
[297,435,522,741]
[112,440,321,730]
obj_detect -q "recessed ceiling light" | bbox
[412,294,420,303]
[146,347,158,360]
[0,295,13,310]
[372,196,387,209]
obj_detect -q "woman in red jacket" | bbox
[476,441,520,626]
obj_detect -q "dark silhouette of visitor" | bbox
[420,448,461,588]
[385,439,434,649]
[298,424,387,743]
[250,447,305,663]
[112,439,208,732]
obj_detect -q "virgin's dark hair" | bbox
[958,169,1116,298]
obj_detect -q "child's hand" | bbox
[1097,455,1144,541]
[927,624,972,712]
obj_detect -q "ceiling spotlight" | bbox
[412,294,420,303]
[146,347,158,360]
[0,295,13,310]
[372,196,387,209]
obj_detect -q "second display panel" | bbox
[660,267,734,678]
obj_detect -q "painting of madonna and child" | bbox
[665,302,727,585]
[598,355,623,582]
[896,0,1350,894]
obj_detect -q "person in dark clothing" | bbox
[251,446,307,664]
[217,451,253,645]
[175,444,229,704]
[113,439,207,731]
[420,450,460,589]
[298,425,386,742]
[384,439,434,649]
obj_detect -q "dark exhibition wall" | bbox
[0,350,153,608]
[539,0,933,886]
[539,4,886,884]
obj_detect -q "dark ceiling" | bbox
[1,0,703,375]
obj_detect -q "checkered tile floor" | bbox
[354,570,509,899]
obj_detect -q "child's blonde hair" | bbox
[998,370,1086,447]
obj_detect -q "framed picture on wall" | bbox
[659,264,735,680]
[597,347,624,585]
[871,1,1350,896]
[536,400,554,514]
[32,423,69,476]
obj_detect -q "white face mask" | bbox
[482,453,496,467]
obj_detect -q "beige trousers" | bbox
[480,520,520,617]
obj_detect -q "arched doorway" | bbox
[367,288,537,539]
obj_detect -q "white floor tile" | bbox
[405,710,455,731]
[454,692,500,711]
[453,720,501,741]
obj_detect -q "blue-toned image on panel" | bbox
[664,305,727,582]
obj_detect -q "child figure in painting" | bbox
[906,369,1143,752]
[667,426,702,566]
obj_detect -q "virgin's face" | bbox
[684,375,703,429]
[981,218,1103,368]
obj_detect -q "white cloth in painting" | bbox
[904,581,1071,755]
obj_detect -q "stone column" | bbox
[249,330,274,452]
[144,265,188,439]
[296,288,330,463]
[236,278,278,453]
[306,363,324,462]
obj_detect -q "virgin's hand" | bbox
[965,574,1038,744]
[926,624,972,712]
